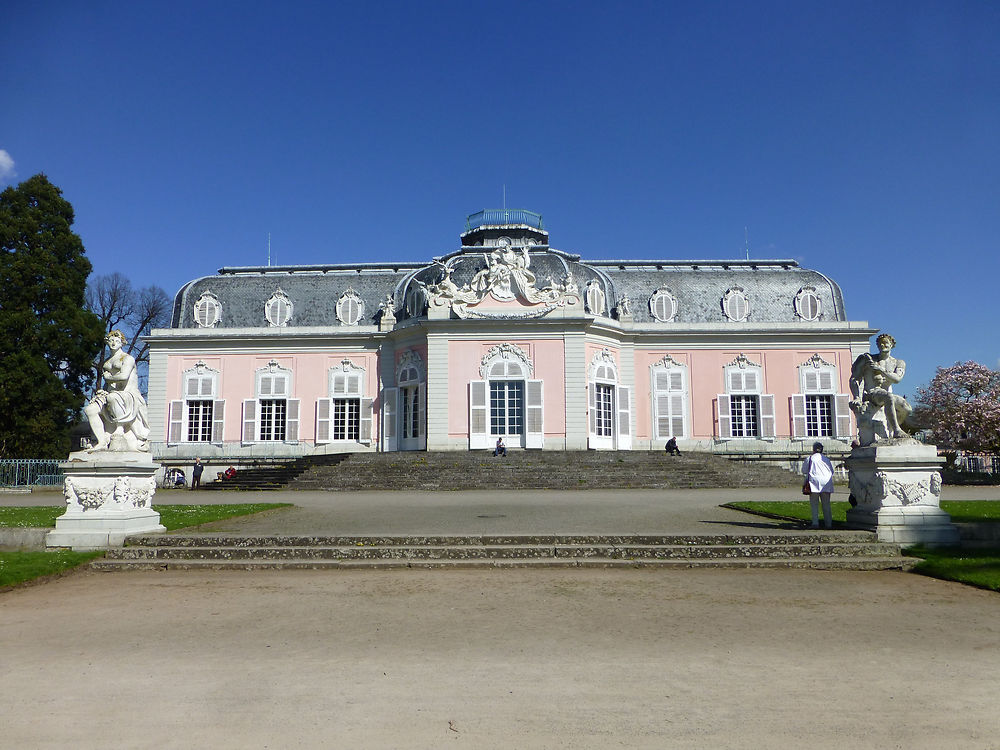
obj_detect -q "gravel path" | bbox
[2,567,998,749]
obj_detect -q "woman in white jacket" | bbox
[803,441,834,529]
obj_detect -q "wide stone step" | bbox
[104,541,893,562]
[90,555,917,572]
[123,532,879,547]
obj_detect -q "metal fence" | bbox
[954,453,1000,476]
[0,459,64,487]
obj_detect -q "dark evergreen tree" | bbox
[0,174,105,457]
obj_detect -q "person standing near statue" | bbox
[802,441,834,529]
[191,458,204,490]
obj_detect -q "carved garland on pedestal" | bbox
[64,476,157,511]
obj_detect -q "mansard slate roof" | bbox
[170,246,846,329]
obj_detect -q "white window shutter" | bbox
[654,392,671,439]
[359,397,373,444]
[382,389,397,451]
[259,375,273,396]
[759,395,776,438]
[316,398,331,444]
[347,374,362,397]
[525,379,544,449]
[588,383,597,446]
[416,383,426,446]
[168,400,183,444]
[242,399,258,443]
[212,400,225,443]
[670,394,685,439]
[616,385,632,450]
[791,394,807,438]
[273,375,288,397]
[835,394,853,439]
[717,395,732,438]
[185,377,199,397]
[201,376,214,397]
[803,370,819,393]
[729,370,743,393]
[469,381,488,449]
[819,370,834,392]
[745,370,759,393]
[286,399,300,442]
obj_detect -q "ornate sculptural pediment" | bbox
[424,243,579,319]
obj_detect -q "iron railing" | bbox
[465,209,544,231]
[0,459,64,487]
[953,453,1000,476]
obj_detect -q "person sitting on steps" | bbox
[494,438,507,457]
[664,437,681,456]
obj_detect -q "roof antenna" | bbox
[503,184,506,210]
[744,226,750,261]
[267,232,272,267]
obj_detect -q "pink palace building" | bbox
[147,209,875,461]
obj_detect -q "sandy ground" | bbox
[2,567,999,749]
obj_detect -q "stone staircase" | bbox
[287,451,801,491]
[92,531,916,571]
[200,453,349,491]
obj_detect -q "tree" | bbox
[86,272,170,394]
[914,362,1000,453]
[0,174,105,457]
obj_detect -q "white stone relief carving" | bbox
[479,343,533,378]
[801,353,835,369]
[584,280,606,315]
[424,249,580,318]
[726,352,760,370]
[652,353,685,369]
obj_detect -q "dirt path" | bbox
[2,568,998,749]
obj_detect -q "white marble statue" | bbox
[849,333,913,445]
[83,330,151,452]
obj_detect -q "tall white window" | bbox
[316,360,373,446]
[243,362,299,443]
[168,362,224,445]
[717,354,774,439]
[469,344,543,450]
[651,355,688,439]
[383,352,425,452]
[588,349,631,450]
[791,355,852,439]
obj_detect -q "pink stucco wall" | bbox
[447,339,566,438]
[632,348,854,440]
[166,351,379,442]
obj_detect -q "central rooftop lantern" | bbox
[460,208,549,248]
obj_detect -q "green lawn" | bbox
[905,546,1000,593]
[0,503,291,590]
[0,549,105,588]
[726,499,1000,593]
[0,503,291,531]
[726,500,1000,525]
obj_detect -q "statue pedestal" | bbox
[46,451,165,550]
[845,443,959,546]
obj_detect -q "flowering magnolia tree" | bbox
[914,361,1000,453]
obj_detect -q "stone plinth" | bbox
[845,442,959,546]
[46,450,165,550]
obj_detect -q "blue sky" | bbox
[2,0,998,395]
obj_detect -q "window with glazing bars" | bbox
[805,394,834,437]
[729,395,759,437]
[332,399,360,440]
[594,383,614,437]
[259,399,287,441]
[490,381,524,435]
[186,400,213,442]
